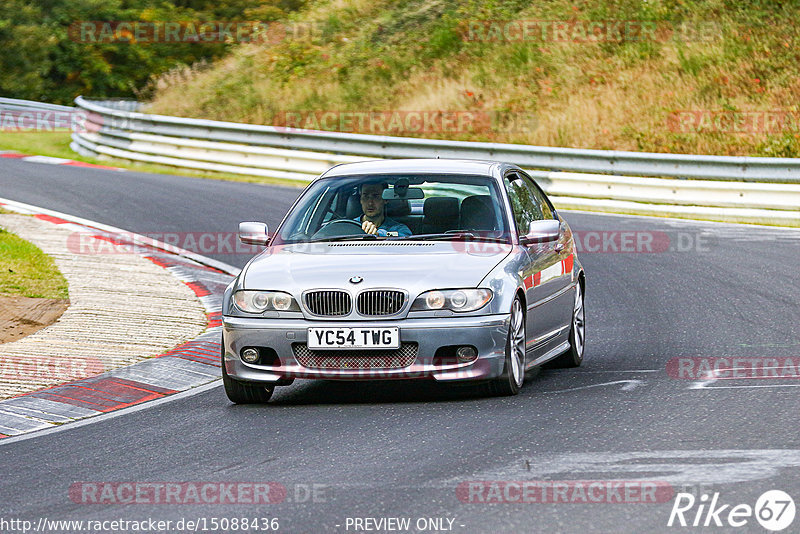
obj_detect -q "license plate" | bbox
[307,327,400,350]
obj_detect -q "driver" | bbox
[356,182,412,237]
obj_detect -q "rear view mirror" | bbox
[239,221,270,245]
[519,219,560,246]
[382,187,424,200]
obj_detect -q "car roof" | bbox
[317,158,514,180]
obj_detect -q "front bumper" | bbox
[222,314,510,383]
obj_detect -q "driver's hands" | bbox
[362,220,378,235]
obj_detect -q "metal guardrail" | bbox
[67,97,800,225]
[537,172,800,225]
[0,97,73,113]
[1,94,793,226]
[0,95,794,223]
[82,99,142,113]
[73,96,800,184]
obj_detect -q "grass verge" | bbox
[0,222,69,299]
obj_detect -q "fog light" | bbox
[456,346,477,363]
[241,348,259,363]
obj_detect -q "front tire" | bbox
[487,296,526,396]
[221,335,274,404]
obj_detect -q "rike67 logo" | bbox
[668,490,795,531]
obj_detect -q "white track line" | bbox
[0,381,222,446]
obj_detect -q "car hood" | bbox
[242,241,512,292]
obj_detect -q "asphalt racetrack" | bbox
[1,159,799,533]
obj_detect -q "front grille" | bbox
[357,290,406,316]
[293,343,418,369]
[304,290,352,316]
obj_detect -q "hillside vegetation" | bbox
[145,0,800,157]
[0,0,304,104]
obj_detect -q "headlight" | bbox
[411,289,492,312]
[233,290,300,313]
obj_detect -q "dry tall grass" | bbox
[145,0,800,157]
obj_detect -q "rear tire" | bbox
[486,297,526,396]
[546,282,585,369]
[221,335,274,404]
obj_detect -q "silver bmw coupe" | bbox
[222,159,585,403]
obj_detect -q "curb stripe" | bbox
[33,213,72,225]
[185,281,212,297]
[62,160,123,171]
[145,256,171,268]
[0,201,236,438]
[0,151,124,170]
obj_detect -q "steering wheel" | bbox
[311,219,367,239]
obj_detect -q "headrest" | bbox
[386,199,410,217]
[423,197,459,222]
[346,193,362,219]
[460,195,496,230]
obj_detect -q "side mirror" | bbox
[238,222,270,245]
[519,220,560,246]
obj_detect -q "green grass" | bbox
[0,224,69,299]
[0,130,78,160]
[0,131,307,188]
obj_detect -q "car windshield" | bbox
[274,173,510,244]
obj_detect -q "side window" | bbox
[504,173,544,233]
[320,186,354,224]
[304,186,341,233]
[321,191,340,223]
[292,186,328,235]
[520,173,555,220]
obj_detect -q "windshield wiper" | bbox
[308,234,379,243]
[397,232,509,243]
